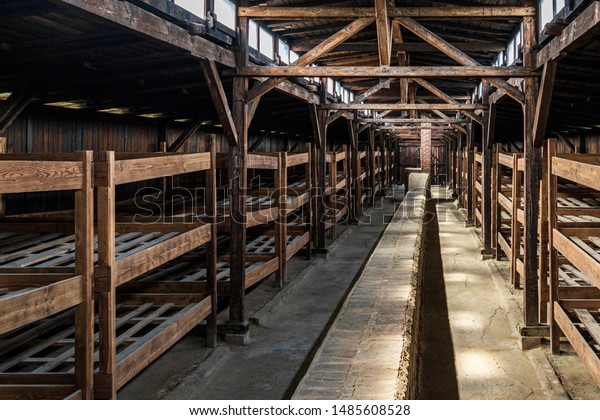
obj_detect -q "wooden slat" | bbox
[552,156,600,191]
[110,153,211,185]
[0,161,83,193]
[553,229,600,289]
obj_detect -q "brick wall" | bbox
[420,124,432,173]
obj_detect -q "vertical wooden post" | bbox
[491,144,498,251]
[305,145,313,258]
[276,152,288,286]
[330,151,337,237]
[547,139,560,352]
[482,81,493,251]
[0,135,6,217]
[511,153,522,289]
[316,78,328,251]
[344,144,351,224]
[457,135,463,203]
[74,151,94,399]
[96,151,116,400]
[310,142,318,248]
[229,2,250,333]
[495,145,503,260]
[466,124,474,224]
[206,135,218,348]
[472,146,479,228]
[538,140,550,324]
[349,121,361,221]
[379,134,386,190]
[368,128,376,204]
[523,5,541,326]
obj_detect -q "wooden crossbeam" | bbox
[396,17,526,105]
[200,59,238,146]
[238,6,535,19]
[290,41,506,53]
[309,104,323,149]
[0,88,34,131]
[358,118,465,124]
[167,120,204,152]
[375,0,392,66]
[326,80,388,125]
[246,17,373,103]
[235,66,537,78]
[322,103,487,110]
[412,78,482,125]
[532,60,558,147]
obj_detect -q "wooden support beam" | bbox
[166,120,204,152]
[532,60,558,147]
[246,17,373,103]
[487,102,497,150]
[0,136,6,217]
[535,1,600,68]
[375,0,392,66]
[238,6,535,19]
[200,59,238,146]
[412,78,483,125]
[358,118,466,124]
[326,81,387,125]
[481,80,493,251]
[291,41,506,53]
[55,0,235,67]
[235,66,537,78]
[0,88,34,131]
[322,103,487,111]
[316,78,328,250]
[396,17,526,104]
[522,6,540,327]
[309,104,322,149]
[248,131,270,152]
[554,131,575,152]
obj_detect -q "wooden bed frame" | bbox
[0,152,94,399]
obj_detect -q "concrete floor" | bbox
[418,188,549,399]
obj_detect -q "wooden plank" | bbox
[247,153,279,170]
[239,6,535,19]
[286,153,309,167]
[574,309,600,346]
[236,66,537,78]
[532,61,558,147]
[0,276,83,335]
[246,17,374,103]
[291,41,506,53]
[322,103,486,111]
[554,303,600,387]
[200,60,237,146]
[110,153,211,185]
[552,157,600,191]
[0,160,84,193]
[396,17,525,104]
[553,229,600,289]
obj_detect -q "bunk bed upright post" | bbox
[538,140,551,324]
[511,153,522,289]
[95,150,117,400]
[490,144,498,253]
[495,147,502,261]
[330,151,337,238]
[472,146,479,228]
[0,136,5,217]
[368,128,376,206]
[305,146,312,259]
[547,139,560,353]
[73,150,94,400]
[206,135,218,348]
[344,145,351,225]
[276,152,288,286]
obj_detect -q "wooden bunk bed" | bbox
[0,152,94,399]
[94,150,217,399]
[473,148,483,229]
[547,142,600,386]
[325,148,351,237]
[358,150,369,207]
[494,150,524,288]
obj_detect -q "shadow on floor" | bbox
[417,197,460,399]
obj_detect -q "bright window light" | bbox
[215,0,235,30]
[290,50,300,64]
[259,27,274,59]
[556,0,566,13]
[507,39,515,65]
[249,20,258,50]
[540,0,554,28]
[278,40,290,64]
[175,0,205,17]
[327,78,334,95]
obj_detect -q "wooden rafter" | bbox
[325,80,388,125]
[290,41,506,53]
[532,60,558,147]
[396,17,526,105]
[322,103,487,110]
[235,66,537,78]
[200,59,238,146]
[0,88,35,131]
[167,120,204,152]
[375,0,392,66]
[358,118,466,124]
[245,17,374,103]
[238,6,535,19]
[412,78,483,125]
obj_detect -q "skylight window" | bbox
[290,50,299,64]
[278,40,290,64]
[259,27,274,59]
[174,0,205,17]
[249,20,258,50]
[540,0,554,28]
[215,0,235,30]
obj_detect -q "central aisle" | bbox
[418,187,548,399]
